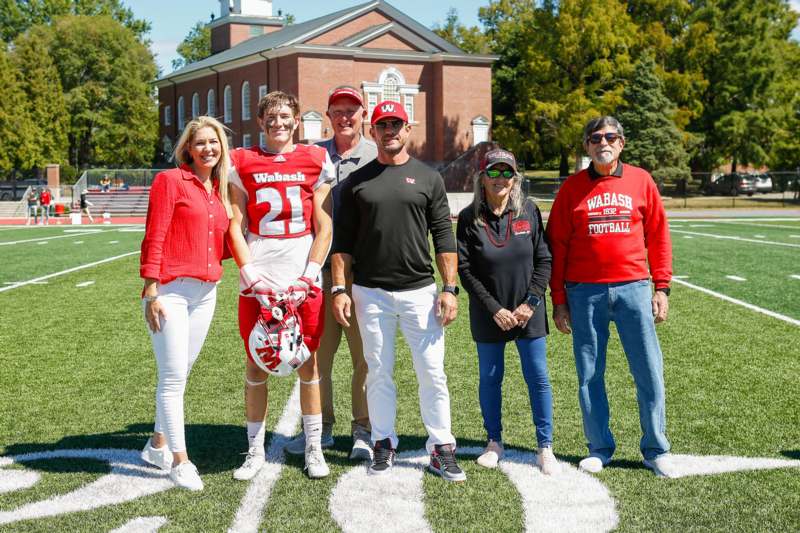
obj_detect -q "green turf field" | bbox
[1,221,799,532]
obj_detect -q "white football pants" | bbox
[352,283,456,453]
[144,277,217,453]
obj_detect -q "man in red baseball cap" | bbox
[330,99,467,482]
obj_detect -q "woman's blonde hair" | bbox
[471,165,525,227]
[174,115,233,218]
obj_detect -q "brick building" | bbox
[155,0,495,166]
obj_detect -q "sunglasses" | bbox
[485,169,515,179]
[374,119,405,132]
[587,132,622,144]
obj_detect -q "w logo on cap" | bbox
[371,100,408,124]
[380,103,395,113]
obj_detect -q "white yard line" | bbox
[229,380,301,533]
[725,275,746,281]
[670,229,800,248]
[715,220,800,230]
[672,279,800,327]
[75,281,95,288]
[790,275,800,281]
[0,230,115,246]
[0,251,139,293]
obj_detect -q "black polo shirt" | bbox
[456,199,551,342]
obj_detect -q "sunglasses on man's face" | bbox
[374,119,405,132]
[587,132,622,145]
[485,169,515,179]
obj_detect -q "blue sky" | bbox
[126,0,487,74]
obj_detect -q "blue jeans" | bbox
[476,336,553,448]
[566,280,670,461]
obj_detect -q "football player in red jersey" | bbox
[227,91,334,479]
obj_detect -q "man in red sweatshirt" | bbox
[546,116,673,477]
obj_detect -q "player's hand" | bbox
[333,292,352,327]
[493,308,518,331]
[652,290,669,323]
[553,303,571,334]
[288,276,314,306]
[145,297,167,333]
[240,263,273,306]
[437,291,458,327]
[511,303,534,329]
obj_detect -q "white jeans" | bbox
[352,283,455,453]
[144,277,217,453]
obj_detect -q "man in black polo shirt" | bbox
[331,101,465,482]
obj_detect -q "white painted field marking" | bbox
[689,224,714,227]
[110,516,168,533]
[119,227,145,233]
[109,240,119,244]
[715,220,800,230]
[670,229,800,248]
[75,281,95,288]
[74,241,83,244]
[0,251,139,293]
[791,235,800,238]
[64,229,103,233]
[649,454,800,479]
[229,380,301,533]
[0,230,111,246]
[683,236,693,239]
[0,470,39,494]
[725,275,747,282]
[673,279,800,327]
[2,281,47,285]
[753,234,766,238]
[673,275,689,279]
[329,448,618,533]
[37,241,48,245]
[790,275,800,280]
[0,449,173,525]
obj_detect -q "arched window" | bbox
[382,74,400,102]
[177,96,185,130]
[191,92,200,118]
[223,85,232,124]
[241,81,251,120]
[207,89,216,117]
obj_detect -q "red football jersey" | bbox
[230,144,334,239]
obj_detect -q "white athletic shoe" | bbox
[141,438,173,471]
[233,446,266,481]
[169,461,203,491]
[537,446,560,475]
[350,427,373,461]
[285,427,334,455]
[578,455,607,474]
[643,453,674,478]
[476,440,504,469]
[304,443,330,479]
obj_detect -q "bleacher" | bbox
[80,186,150,216]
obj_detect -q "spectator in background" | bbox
[139,115,233,491]
[100,175,111,192]
[25,189,39,226]
[39,188,52,225]
[456,148,558,475]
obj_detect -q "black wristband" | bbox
[655,287,671,296]
[442,285,459,296]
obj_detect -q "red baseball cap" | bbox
[370,100,408,125]
[327,87,364,107]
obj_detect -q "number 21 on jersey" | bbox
[255,186,305,236]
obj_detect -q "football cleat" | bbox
[304,443,330,479]
[233,446,266,481]
[248,292,312,377]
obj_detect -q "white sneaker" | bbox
[476,440,504,469]
[233,446,266,481]
[350,427,373,461]
[304,443,330,479]
[643,453,674,478]
[537,446,560,475]
[141,438,173,471]
[578,455,607,474]
[285,427,334,455]
[169,461,203,491]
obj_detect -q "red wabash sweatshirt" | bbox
[546,162,672,306]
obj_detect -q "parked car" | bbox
[704,173,756,196]
[751,173,773,194]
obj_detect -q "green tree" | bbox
[10,32,69,168]
[0,47,35,173]
[0,0,150,43]
[30,15,158,167]
[172,21,211,70]
[432,7,490,54]
[616,55,691,187]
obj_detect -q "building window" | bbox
[242,133,252,147]
[249,25,262,37]
[259,131,265,147]
[162,135,173,157]
[241,81,251,121]
[223,85,232,123]
[403,94,414,123]
[471,116,490,146]
[382,74,400,102]
[302,111,323,141]
[192,92,200,118]
[259,84,268,100]
[363,68,419,122]
[227,132,234,148]
[366,92,378,120]
[163,105,171,126]
[177,96,185,130]
[207,89,216,117]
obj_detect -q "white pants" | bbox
[352,283,455,453]
[144,277,217,453]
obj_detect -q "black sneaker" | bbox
[428,444,466,482]
[368,438,395,475]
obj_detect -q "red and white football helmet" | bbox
[248,292,311,377]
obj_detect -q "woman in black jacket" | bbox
[456,148,557,474]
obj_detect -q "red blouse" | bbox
[140,165,230,284]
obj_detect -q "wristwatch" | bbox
[525,293,542,308]
[331,285,347,297]
[655,287,671,297]
[442,284,459,296]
